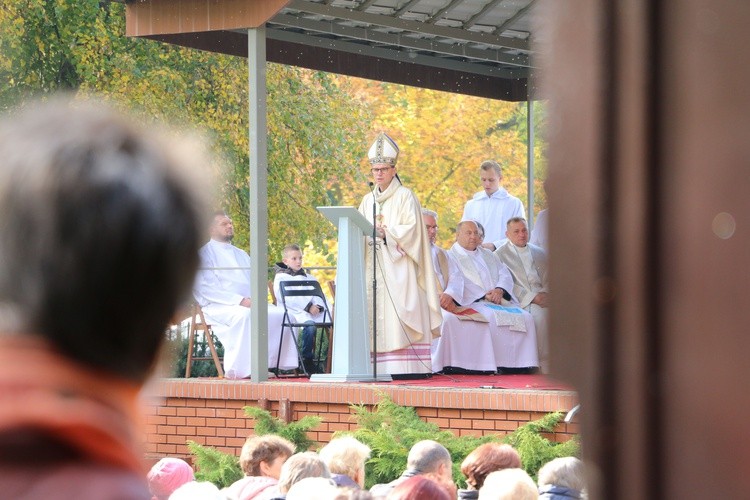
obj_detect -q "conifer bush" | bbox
[345,394,580,488]
[187,406,322,488]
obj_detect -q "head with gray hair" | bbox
[319,436,371,487]
[537,456,586,494]
[421,208,438,220]
[0,98,207,382]
[406,440,452,475]
[278,452,331,494]
[478,468,537,500]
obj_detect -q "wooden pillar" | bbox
[540,0,750,498]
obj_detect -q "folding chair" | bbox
[275,279,333,377]
[185,303,224,377]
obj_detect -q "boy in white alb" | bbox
[273,244,327,374]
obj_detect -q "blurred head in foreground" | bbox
[0,97,208,497]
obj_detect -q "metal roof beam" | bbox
[270,13,531,67]
[282,0,529,51]
[426,0,467,25]
[463,0,506,29]
[356,0,378,10]
[492,0,536,35]
[395,0,424,17]
[265,27,528,79]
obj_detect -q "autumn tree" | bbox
[338,78,546,248]
[0,0,370,261]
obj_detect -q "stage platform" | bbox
[142,373,579,462]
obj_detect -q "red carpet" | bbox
[269,373,574,391]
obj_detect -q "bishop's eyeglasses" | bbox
[371,166,394,174]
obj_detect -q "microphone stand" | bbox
[369,182,378,380]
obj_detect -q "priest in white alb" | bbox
[358,133,442,378]
[423,209,500,373]
[448,220,539,372]
[193,212,298,379]
[495,216,550,372]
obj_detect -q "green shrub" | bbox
[344,394,580,488]
[187,440,243,488]
[187,405,322,488]
[243,406,322,453]
[346,394,496,489]
[502,411,580,481]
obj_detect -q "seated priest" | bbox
[446,220,540,373]
[194,212,299,379]
[495,216,550,373]
[423,209,500,373]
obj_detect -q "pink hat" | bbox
[147,457,195,500]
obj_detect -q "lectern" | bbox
[311,206,392,382]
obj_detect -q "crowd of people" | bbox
[149,438,586,500]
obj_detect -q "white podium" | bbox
[310,206,391,382]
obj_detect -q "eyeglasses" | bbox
[425,224,438,230]
[371,166,394,174]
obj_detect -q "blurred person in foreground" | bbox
[457,443,521,499]
[0,98,207,498]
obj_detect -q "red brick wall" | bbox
[142,379,579,463]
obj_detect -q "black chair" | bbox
[275,279,333,377]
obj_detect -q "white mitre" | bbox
[368,132,399,165]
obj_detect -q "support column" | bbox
[527,98,535,228]
[248,27,268,382]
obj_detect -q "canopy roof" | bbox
[121,0,537,101]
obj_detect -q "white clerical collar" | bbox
[455,245,478,256]
[510,241,529,252]
[209,238,233,249]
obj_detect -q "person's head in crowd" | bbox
[386,475,451,500]
[478,468,537,500]
[505,217,529,248]
[406,440,453,483]
[319,436,371,488]
[240,435,295,479]
[277,451,331,494]
[0,98,207,383]
[147,457,195,500]
[169,480,228,500]
[285,476,340,500]
[456,221,482,252]
[460,443,521,491]
[537,456,586,499]
[479,160,503,196]
[421,209,439,245]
